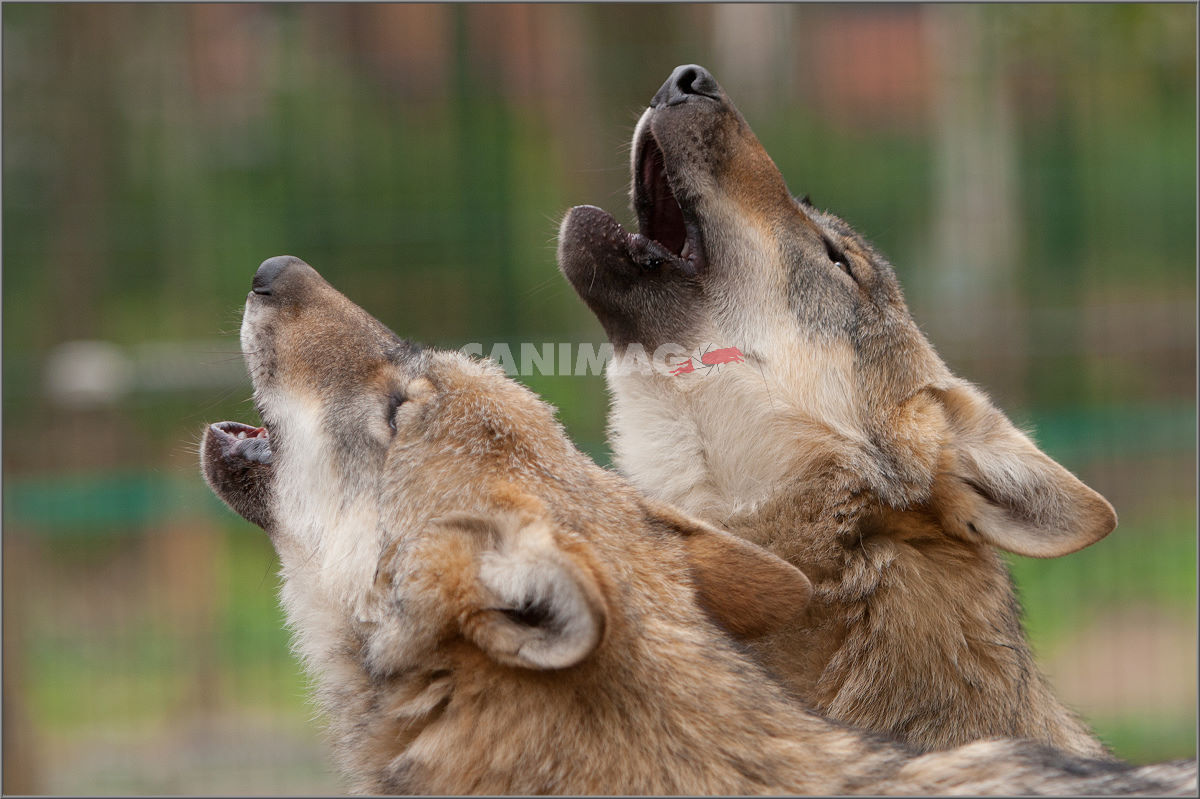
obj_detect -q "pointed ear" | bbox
[930,383,1117,558]
[438,512,607,671]
[644,503,813,638]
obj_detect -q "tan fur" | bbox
[558,65,1121,756]
[201,257,1193,794]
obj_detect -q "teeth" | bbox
[236,431,248,439]
[680,240,693,260]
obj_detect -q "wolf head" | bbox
[200,255,822,790]
[201,256,810,683]
[558,65,1115,559]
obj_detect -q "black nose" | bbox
[252,255,306,296]
[650,64,723,108]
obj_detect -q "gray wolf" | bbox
[199,256,1194,794]
[557,64,1122,757]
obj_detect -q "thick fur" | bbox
[200,257,1194,795]
[558,65,1124,756]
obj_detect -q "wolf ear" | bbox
[443,513,606,671]
[644,503,813,638]
[930,384,1117,558]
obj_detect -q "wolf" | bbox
[557,65,1127,758]
[200,256,1193,795]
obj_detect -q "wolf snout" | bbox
[650,64,723,108]
[252,254,311,298]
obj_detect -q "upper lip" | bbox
[631,123,706,276]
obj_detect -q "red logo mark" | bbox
[671,346,745,376]
[670,359,696,376]
[700,346,745,366]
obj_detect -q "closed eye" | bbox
[824,238,853,280]
[387,393,406,431]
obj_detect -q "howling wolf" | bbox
[558,64,1122,757]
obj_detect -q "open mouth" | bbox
[201,419,274,531]
[556,113,712,329]
[632,131,706,276]
[208,420,272,464]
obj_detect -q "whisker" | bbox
[520,275,567,300]
[192,384,253,415]
[257,558,274,592]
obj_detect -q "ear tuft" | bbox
[931,383,1117,558]
[453,513,606,670]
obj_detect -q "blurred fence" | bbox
[3,4,1196,794]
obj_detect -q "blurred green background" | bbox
[2,4,1195,794]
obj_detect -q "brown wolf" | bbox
[558,65,1125,757]
[199,256,1195,794]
